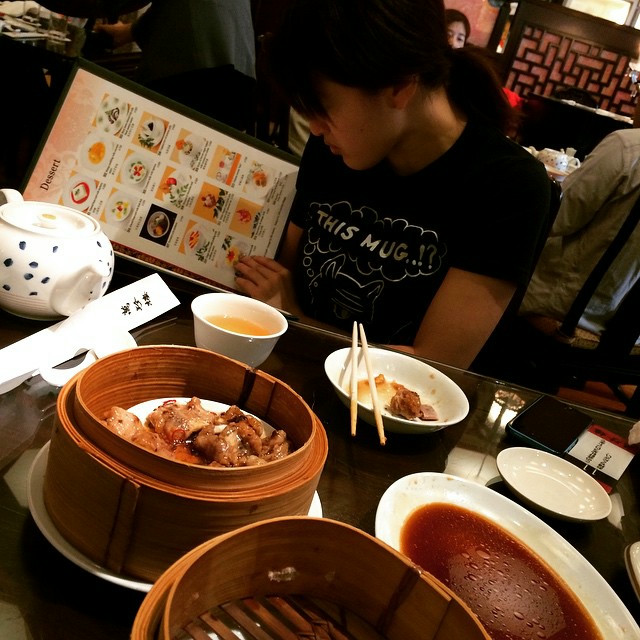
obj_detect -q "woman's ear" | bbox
[389,75,419,109]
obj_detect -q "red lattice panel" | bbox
[506,25,636,116]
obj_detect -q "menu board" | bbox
[22,60,299,292]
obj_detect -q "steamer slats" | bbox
[240,597,304,639]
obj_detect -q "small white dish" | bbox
[625,542,640,604]
[496,447,612,521]
[324,347,469,434]
[27,442,322,592]
[374,472,638,639]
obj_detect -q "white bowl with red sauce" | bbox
[324,347,469,434]
[192,292,288,368]
[375,472,639,640]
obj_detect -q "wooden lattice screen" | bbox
[497,0,640,116]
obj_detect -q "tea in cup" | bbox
[191,292,288,367]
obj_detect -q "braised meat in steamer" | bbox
[103,397,291,467]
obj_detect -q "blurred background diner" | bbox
[92,1,257,132]
[445,8,471,48]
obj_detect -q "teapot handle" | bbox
[0,188,24,206]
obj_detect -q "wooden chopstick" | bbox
[358,323,386,446]
[350,321,358,436]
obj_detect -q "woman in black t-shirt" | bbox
[234,0,550,369]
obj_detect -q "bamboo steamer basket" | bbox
[72,345,319,489]
[132,517,491,640]
[44,346,328,582]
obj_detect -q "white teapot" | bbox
[536,148,581,173]
[0,189,114,319]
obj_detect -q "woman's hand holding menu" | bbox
[234,256,302,316]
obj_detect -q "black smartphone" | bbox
[505,395,593,455]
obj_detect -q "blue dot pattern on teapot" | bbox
[0,236,114,318]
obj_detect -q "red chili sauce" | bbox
[400,503,602,640]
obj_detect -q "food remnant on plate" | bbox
[102,397,292,467]
[401,503,602,640]
[358,374,437,421]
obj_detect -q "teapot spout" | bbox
[51,264,112,317]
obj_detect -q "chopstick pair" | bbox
[350,321,386,446]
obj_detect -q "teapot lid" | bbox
[0,201,101,237]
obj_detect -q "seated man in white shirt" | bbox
[519,128,640,343]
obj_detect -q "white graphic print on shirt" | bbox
[301,200,446,324]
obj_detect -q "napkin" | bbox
[0,273,180,393]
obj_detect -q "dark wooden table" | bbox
[0,259,638,638]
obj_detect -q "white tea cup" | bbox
[191,292,288,367]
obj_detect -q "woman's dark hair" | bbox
[267,0,514,133]
[445,8,471,40]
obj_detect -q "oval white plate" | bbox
[28,441,322,592]
[324,347,469,434]
[375,472,639,639]
[496,447,612,521]
[626,542,640,604]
